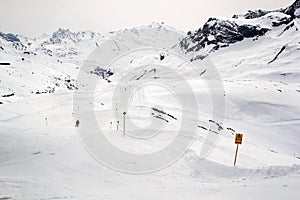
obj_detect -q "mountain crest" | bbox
[0,32,20,43]
[180,0,299,54]
[49,28,97,44]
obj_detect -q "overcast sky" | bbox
[0,0,295,37]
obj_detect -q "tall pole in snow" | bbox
[123,112,126,136]
[234,144,239,166]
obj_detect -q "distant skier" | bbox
[159,52,165,60]
[45,117,48,125]
[75,120,80,128]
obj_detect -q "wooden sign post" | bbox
[234,133,243,166]
[123,112,126,136]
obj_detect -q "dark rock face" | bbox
[49,28,96,44]
[242,9,270,19]
[233,0,299,20]
[0,32,20,42]
[90,66,114,79]
[271,0,300,26]
[50,28,77,44]
[282,0,300,19]
[2,93,15,97]
[180,0,299,54]
[238,25,269,38]
[180,18,269,52]
[232,10,269,20]
[272,17,293,27]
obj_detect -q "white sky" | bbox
[0,0,295,37]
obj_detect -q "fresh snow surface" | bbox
[0,16,300,200]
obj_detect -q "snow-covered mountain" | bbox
[181,0,299,54]
[0,23,184,102]
[0,28,101,101]
[0,1,300,199]
[1,1,299,102]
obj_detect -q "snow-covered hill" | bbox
[0,0,300,199]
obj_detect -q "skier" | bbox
[75,120,80,128]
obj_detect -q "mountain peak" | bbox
[50,28,77,44]
[180,18,269,53]
[282,0,300,18]
[233,0,300,20]
[0,31,20,43]
[180,0,299,54]
[48,28,98,44]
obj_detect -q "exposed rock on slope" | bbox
[180,0,299,54]
[180,18,269,52]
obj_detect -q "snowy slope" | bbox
[0,1,300,199]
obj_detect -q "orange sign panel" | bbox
[235,133,243,144]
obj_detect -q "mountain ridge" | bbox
[0,0,299,102]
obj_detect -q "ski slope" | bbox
[1,2,300,199]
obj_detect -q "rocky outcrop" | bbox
[180,18,269,52]
[180,0,299,54]
[0,32,20,43]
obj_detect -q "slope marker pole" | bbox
[123,112,126,136]
[234,144,239,166]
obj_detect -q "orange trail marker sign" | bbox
[234,133,243,166]
[235,133,243,144]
